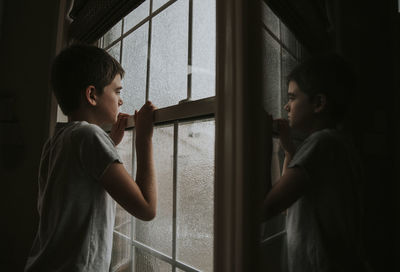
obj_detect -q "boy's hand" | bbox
[110,113,129,146]
[134,101,157,140]
[274,118,295,156]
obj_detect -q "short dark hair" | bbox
[50,44,125,115]
[287,53,356,125]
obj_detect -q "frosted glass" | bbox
[121,23,148,114]
[107,42,121,63]
[262,29,281,118]
[133,248,172,272]
[124,0,150,33]
[149,0,188,108]
[191,0,216,100]
[152,0,169,12]
[176,120,214,272]
[110,212,132,271]
[111,130,133,271]
[282,49,298,118]
[134,126,174,256]
[281,22,297,58]
[116,130,134,179]
[104,20,122,48]
[261,2,279,38]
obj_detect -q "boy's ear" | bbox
[313,93,327,113]
[85,85,97,106]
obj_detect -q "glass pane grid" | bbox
[103,0,180,53]
[100,1,216,271]
[262,2,306,241]
[102,0,215,107]
[261,2,301,63]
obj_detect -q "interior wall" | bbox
[337,1,399,271]
[0,0,59,270]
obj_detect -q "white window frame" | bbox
[99,1,216,271]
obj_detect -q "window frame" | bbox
[99,1,216,271]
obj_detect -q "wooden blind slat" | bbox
[68,0,145,43]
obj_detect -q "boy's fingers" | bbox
[120,116,129,130]
[119,113,130,118]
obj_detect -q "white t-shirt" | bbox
[25,121,122,272]
[286,128,365,272]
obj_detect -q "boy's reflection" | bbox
[263,54,370,272]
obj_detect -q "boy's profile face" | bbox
[95,74,123,125]
[284,80,315,132]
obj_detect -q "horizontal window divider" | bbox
[114,219,131,230]
[113,230,131,241]
[153,96,215,125]
[260,230,286,246]
[101,96,215,131]
[262,23,299,62]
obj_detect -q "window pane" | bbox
[280,22,297,58]
[149,0,188,108]
[152,0,169,12]
[261,1,279,38]
[104,20,122,47]
[121,23,148,114]
[176,120,214,271]
[116,130,133,176]
[107,42,121,72]
[281,48,298,119]
[134,125,174,256]
[133,248,172,272]
[191,0,216,100]
[262,29,281,118]
[110,229,132,272]
[111,130,134,271]
[124,0,150,33]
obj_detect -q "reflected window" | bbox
[260,2,307,271]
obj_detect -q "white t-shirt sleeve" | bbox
[287,132,333,184]
[76,124,122,181]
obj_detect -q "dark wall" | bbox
[337,1,400,271]
[0,0,59,270]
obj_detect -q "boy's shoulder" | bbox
[305,129,354,155]
[56,121,108,143]
[66,121,104,135]
[308,128,342,144]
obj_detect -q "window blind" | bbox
[68,0,145,43]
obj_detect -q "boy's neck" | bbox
[68,109,102,126]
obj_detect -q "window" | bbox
[260,2,306,271]
[99,0,216,271]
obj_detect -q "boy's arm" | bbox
[263,166,307,220]
[100,101,157,221]
[101,163,156,220]
[263,118,301,220]
[275,118,295,175]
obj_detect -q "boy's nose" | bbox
[118,98,123,106]
[284,103,289,111]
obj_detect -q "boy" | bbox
[25,44,157,271]
[263,54,369,271]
